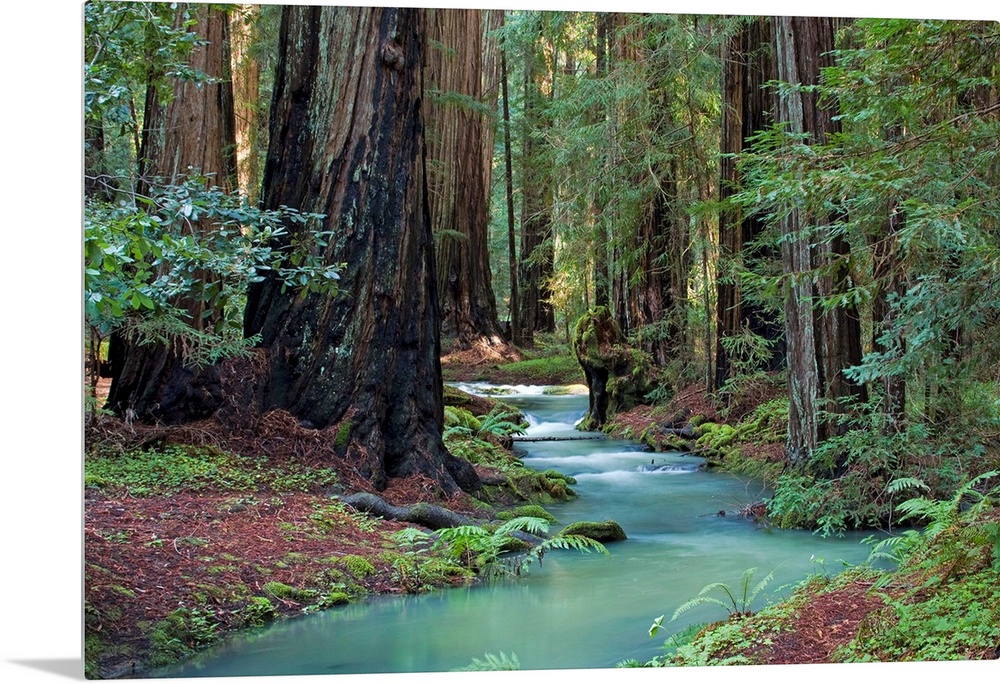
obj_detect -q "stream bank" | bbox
[84,375,574,679]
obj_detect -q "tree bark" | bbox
[715,17,785,392]
[500,39,522,347]
[774,16,864,464]
[424,8,506,351]
[107,5,237,424]
[517,14,556,345]
[243,5,479,495]
[228,4,263,199]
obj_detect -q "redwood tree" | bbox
[517,13,556,345]
[714,17,785,392]
[424,8,506,351]
[774,16,865,464]
[106,5,236,424]
[243,5,479,495]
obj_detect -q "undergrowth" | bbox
[85,443,338,497]
[633,471,1000,667]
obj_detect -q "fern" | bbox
[443,425,473,440]
[669,567,776,622]
[517,533,609,575]
[476,405,527,440]
[431,517,609,578]
[458,651,520,671]
[875,470,1000,583]
[886,477,929,495]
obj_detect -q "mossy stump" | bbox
[572,307,652,430]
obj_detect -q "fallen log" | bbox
[340,492,472,530]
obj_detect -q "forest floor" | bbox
[83,357,991,678]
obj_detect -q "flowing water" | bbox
[155,384,876,677]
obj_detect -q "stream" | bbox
[154,383,876,677]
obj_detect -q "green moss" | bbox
[497,504,557,523]
[560,520,627,542]
[540,469,577,485]
[494,355,583,385]
[339,554,377,579]
[334,421,352,449]
[317,592,350,608]
[262,581,317,603]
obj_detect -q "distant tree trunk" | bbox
[229,4,262,199]
[631,159,679,367]
[84,112,116,201]
[500,41,522,347]
[243,5,480,495]
[871,202,906,426]
[517,15,555,345]
[775,15,864,464]
[107,5,237,424]
[424,8,505,352]
[715,17,784,393]
[591,13,612,309]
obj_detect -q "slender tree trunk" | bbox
[871,203,906,426]
[424,8,505,351]
[517,14,555,345]
[500,41,522,347]
[84,112,116,201]
[591,12,611,309]
[775,15,864,464]
[243,5,479,495]
[107,5,237,424]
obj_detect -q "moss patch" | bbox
[560,520,627,542]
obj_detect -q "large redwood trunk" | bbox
[775,16,865,464]
[424,8,506,352]
[243,5,479,495]
[107,6,236,424]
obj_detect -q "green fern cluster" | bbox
[458,651,521,671]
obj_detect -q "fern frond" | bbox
[496,516,550,537]
[458,651,520,671]
[887,477,929,495]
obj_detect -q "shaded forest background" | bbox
[81,0,1000,536]
[5,1,1000,680]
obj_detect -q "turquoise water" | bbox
[154,384,875,677]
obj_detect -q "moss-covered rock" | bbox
[560,520,627,543]
[262,581,317,603]
[497,504,557,523]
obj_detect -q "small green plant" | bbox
[457,651,521,671]
[241,597,278,627]
[497,504,556,523]
[652,567,776,635]
[432,517,609,579]
[147,606,219,668]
